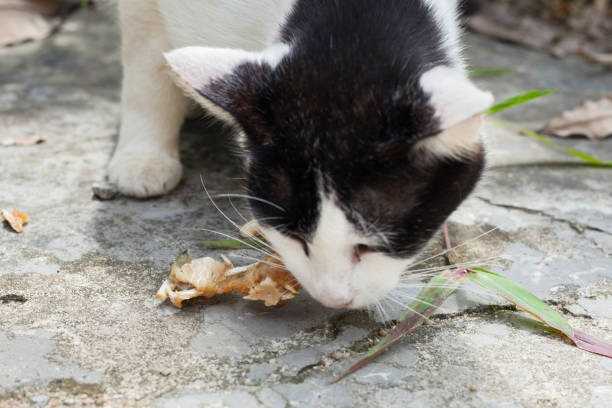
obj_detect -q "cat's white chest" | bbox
[158,0,296,50]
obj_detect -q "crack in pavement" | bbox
[476,196,612,236]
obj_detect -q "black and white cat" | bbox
[111,0,493,309]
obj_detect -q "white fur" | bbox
[421,66,494,130]
[113,0,489,196]
[111,0,295,197]
[419,66,493,157]
[422,0,464,69]
[416,114,486,159]
[261,195,411,309]
[158,0,297,49]
[164,43,290,126]
[113,0,490,308]
[418,2,494,158]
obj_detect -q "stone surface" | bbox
[0,8,611,408]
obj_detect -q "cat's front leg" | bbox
[108,1,187,198]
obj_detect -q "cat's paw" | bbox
[107,150,183,198]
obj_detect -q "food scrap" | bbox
[156,252,300,308]
[0,136,46,147]
[1,208,29,233]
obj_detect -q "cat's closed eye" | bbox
[353,244,376,263]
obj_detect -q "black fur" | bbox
[199,0,484,258]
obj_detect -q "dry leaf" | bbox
[468,13,558,50]
[579,48,612,66]
[0,135,46,146]
[1,208,29,233]
[156,253,300,308]
[0,0,61,47]
[543,97,612,140]
[467,2,612,65]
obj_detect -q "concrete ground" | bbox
[1,8,611,408]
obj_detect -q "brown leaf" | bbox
[0,0,62,47]
[468,7,558,51]
[466,2,612,65]
[1,208,30,233]
[0,135,46,146]
[543,97,612,140]
[579,48,612,66]
[2,0,61,15]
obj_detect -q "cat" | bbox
[112,0,493,309]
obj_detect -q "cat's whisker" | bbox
[387,292,452,315]
[231,254,285,269]
[200,176,277,253]
[215,193,286,213]
[395,283,498,302]
[406,227,498,270]
[199,228,281,261]
[404,254,502,273]
[255,216,285,223]
[379,298,397,328]
[370,301,385,323]
[402,258,503,278]
[228,196,249,224]
[384,296,434,323]
[404,261,505,279]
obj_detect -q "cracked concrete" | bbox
[1,7,611,408]
[475,196,612,236]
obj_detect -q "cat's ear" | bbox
[420,66,494,129]
[418,65,494,157]
[164,45,288,135]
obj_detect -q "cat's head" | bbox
[166,44,492,309]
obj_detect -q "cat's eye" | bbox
[353,244,374,263]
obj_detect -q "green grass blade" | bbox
[468,268,573,336]
[521,129,612,168]
[485,89,556,116]
[469,268,612,358]
[469,67,514,79]
[335,266,612,383]
[333,268,468,383]
[572,330,612,358]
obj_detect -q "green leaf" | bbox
[469,67,514,79]
[333,268,468,383]
[486,89,556,116]
[468,268,573,336]
[520,129,612,168]
[336,266,612,382]
[470,268,612,358]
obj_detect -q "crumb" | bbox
[0,136,46,146]
[1,208,29,233]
